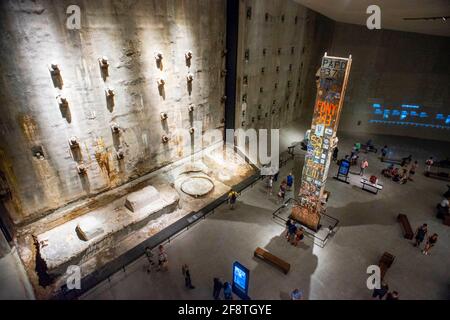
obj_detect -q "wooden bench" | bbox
[378,252,395,280]
[397,214,414,240]
[381,157,402,165]
[425,171,450,182]
[254,247,290,274]
[361,177,383,194]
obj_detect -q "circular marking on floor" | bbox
[181,176,214,197]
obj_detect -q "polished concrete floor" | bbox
[79,130,450,300]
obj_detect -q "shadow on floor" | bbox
[251,231,318,300]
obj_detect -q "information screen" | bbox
[338,160,350,176]
[232,261,249,297]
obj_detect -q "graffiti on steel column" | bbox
[299,54,352,211]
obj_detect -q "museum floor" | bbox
[78,129,450,300]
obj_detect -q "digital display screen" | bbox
[232,261,249,297]
[369,102,450,129]
[233,266,246,290]
[232,261,250,300]
[338,160,350,176]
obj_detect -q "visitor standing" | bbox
[286,172,294,191]
[213,278,223,300]
[290,288,303,300]
[157,244,168,271]
[413,224,428,248]
[422,233,438,255]
[351,153,359,166]
[425,157,434,172]
[182,264,195,289]
[360,159,369,176]
[285,219,293,239]
[287,222,297,243]
[292,226,305,246]
[228,190,238,210]
[372,282,389,300]
[332,147,339,162]
[350,146,357,159]
[223,282,233,300]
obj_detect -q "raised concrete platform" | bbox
[36,185,179,276]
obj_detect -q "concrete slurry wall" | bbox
[327,23,450,141]
[0,0,227,225]
[235,0,314,132]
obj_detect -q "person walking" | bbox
[223,282,233,300]
[360,159,369,176]
[213,278,223,300]
[413,224,428,248]
[182,264,195,289]
[372,282,389,300]
[228,189,238,210]
[422,233,438,255]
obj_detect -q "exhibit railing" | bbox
[53,166,263,300]
[272,198,339,248]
